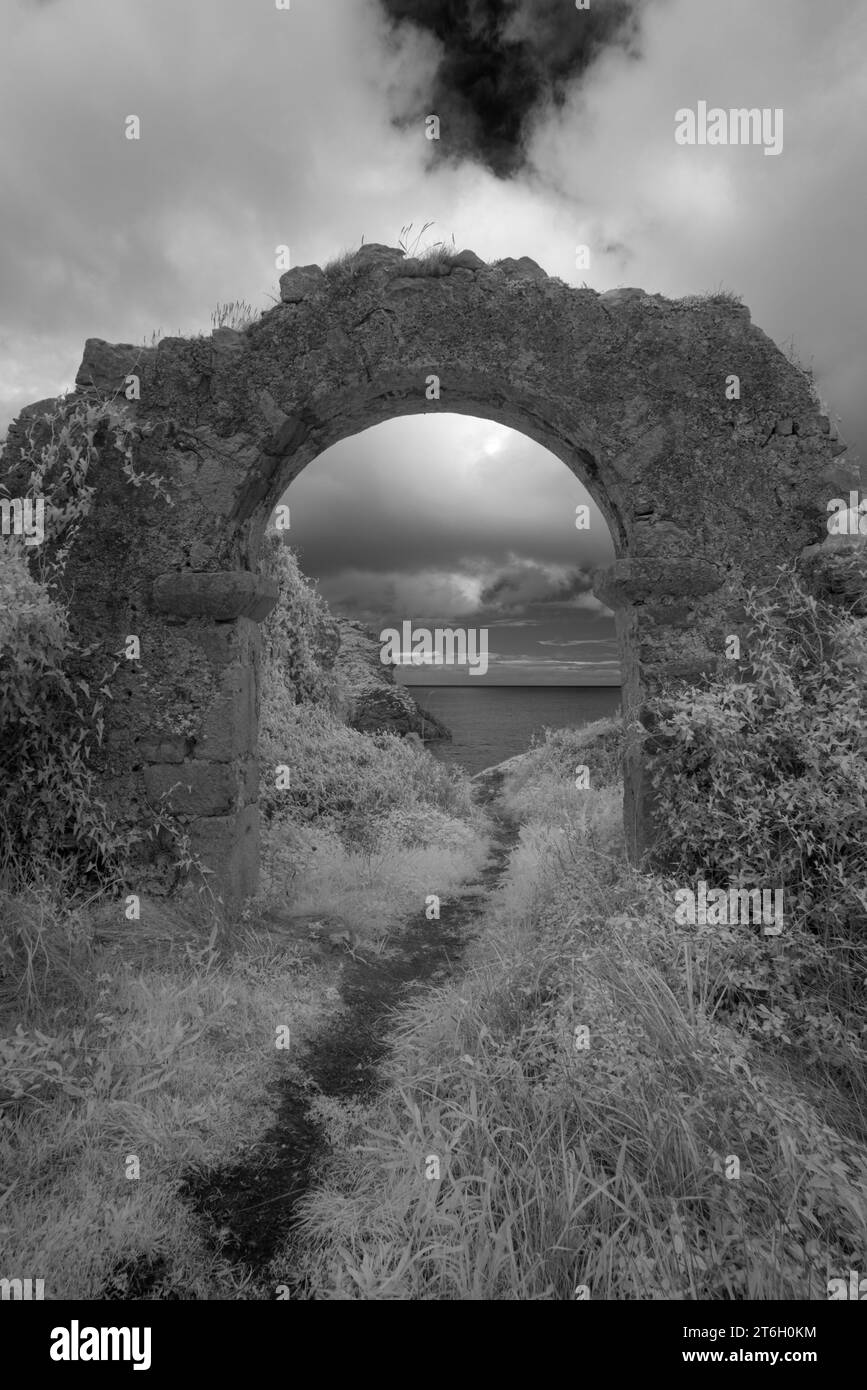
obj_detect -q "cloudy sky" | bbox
[2,0,864,684]
[284,414,617,684]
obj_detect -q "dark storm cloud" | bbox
[479,560,600,612]
[1,0,865,475]
[379,0,646,175]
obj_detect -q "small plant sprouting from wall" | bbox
[322,248,368,287]
[397,221,452,260]
[142,328,184,346]
[397,222,463,275]
[397,221,435,258]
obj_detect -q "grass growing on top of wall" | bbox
[322,226,477,289]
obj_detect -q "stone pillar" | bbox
[130,570,278,910]
[594,557,730,862]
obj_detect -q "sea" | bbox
[414,686,622,776]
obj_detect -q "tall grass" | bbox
[0,884,341,1297]
[0,530,490,1297]
[257,535,489,927]
[644,567,867,1114]
[4,474,863,1301]
[211,299,256,330]
[287,693,867,1299]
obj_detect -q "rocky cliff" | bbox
[334,620,451,742]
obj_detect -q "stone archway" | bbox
[3,245,857,908]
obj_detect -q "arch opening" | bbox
[253,409,625,907]
[238,381,629,576]
[262,408,620,691]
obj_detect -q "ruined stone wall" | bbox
[3,244,860,907]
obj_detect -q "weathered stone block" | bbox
[594,559,724,608]
[279,265,325,302]
[600,287,644,305]
[242,756,259,805]
[642,603,692,629]
[659,656,720,683]
[188,805,259,906]
[352,244,405,270]
[210,327,248,355]
[610,424,668,482]
[195,666,257,762]
[496,256,547,280]
[144,762,243,816]
[386,276,431,294]
[193,617,261,670]
[632,520,694,555]
[262,412,308,458]
[139,734,188,764]
[152,571,279,622]
[451,249,486,270]
[800,535,867,614]
[75,338,142,393]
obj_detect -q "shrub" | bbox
[290,807,867,1301]
[260,534,343,712]
[259,701,473,837]
[644,568,867,939]
[532,717,623,786]
[258,536,478,852]
[0,392,172,890]
[643,567,867,1087]
[0,542,120,889]
[499,717,623,826]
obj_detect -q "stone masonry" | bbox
[3,244,862,909]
